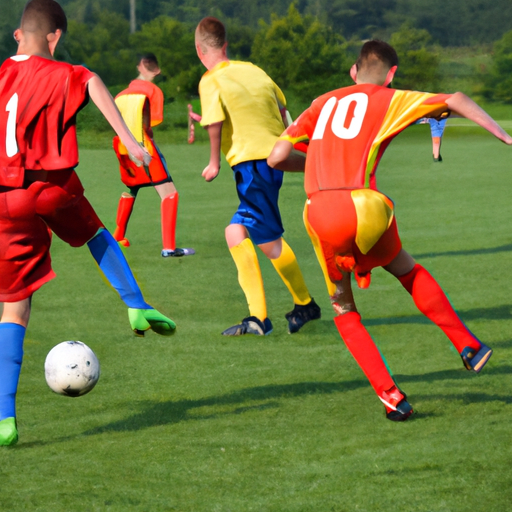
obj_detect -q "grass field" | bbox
[2,122,512,511]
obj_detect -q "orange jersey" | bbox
[282,84,451,195]
[115,79,164,127]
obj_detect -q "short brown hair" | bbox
[21,0,67,35]
[196,17,226,50]
[139,53,160,73]
[356,40,398,72]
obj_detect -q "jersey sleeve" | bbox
[66,65,95,122]
[199,74,225,127]
[149,84,164,127]
[279,99,321,146]
[273,81,286,109]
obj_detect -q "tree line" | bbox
[1,0,512,103]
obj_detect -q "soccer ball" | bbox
[44,341,100,397]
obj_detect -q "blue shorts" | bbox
[231,160,284,245]
[428,118,447,137]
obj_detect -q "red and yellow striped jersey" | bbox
[282,84,450,196]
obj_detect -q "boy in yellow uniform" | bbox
[195,17,320,335]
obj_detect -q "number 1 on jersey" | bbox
[6,93,19,157]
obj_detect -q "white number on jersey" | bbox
[5,93,19,157]
[312,92,369,141]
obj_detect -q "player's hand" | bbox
[128,144,151,167]
[202,163,220,182]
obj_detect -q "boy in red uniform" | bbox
[0,0,176,446]
[112,53,194,257]
[268,40,512,421]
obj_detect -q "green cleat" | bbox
[0,417,18,446]
[128,308,176,337]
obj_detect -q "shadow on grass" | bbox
[413,242,512,260]
[76,363,512,436]
[364,304,512,327]
[17,363,512,448]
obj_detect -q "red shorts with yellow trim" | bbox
[305,189,402,283]
[113,136,172,189]
[0,170,104,302]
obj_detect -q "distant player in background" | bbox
[0,0,176,446]
[268,39,512,421]
[113,53,195,257]
[419,116,447,161]
[195,17,320,336]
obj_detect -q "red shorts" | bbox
[0,170,104,302]
[305,189,402,283]
[113,136,172,189]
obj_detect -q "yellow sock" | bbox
[229,238,267,320]
[271,238,311,306]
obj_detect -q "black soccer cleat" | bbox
[379,385,414,422]
[222,316,273,336]
[460,343,493,373]
[161,248,195,257]
[285,298,321,333]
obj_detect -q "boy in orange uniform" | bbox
[113,53,194,257]
[269,40,512,420]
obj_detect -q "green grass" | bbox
[2,123,512,511]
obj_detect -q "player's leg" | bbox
[87,228,176,336]
[35,173,176,337]
[156,181,195,258]
[432,136,442,161]
[330,273,413,421]
[222,223,272,336]
[385,249,491,372]
[258,237,320,333]
[113,190,137,247]
[0,299,31,446]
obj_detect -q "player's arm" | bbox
[87,74,151,165]
[268,137,306,172]
[446,92,512,145]
[202,121,223,182]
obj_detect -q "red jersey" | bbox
[115,79,164,127]
[0,55,94,186]
[282,84,451,196]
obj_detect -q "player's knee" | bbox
[34,183,74,216]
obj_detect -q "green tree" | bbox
[390,24,440,91]
[484,30,512,103]
[62,9,135,86]
[251,4,351,101]
[129,16,199,98]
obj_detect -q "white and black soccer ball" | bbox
[44,341,100,397]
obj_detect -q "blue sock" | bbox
[0,323,25,421]
[87,228,151,309]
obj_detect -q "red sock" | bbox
[334,312,395,395]
[113,194,135,242]
[397,264,481,352]
[161,192,179,250]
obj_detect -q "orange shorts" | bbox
[113,136,172,189]
[305,189,402,283]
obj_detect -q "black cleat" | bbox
[161,248,195,257]
[379,386,414,422]
[222,316,273,336]
[460,343,493,373]
[285,298,321,333]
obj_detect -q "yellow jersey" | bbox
[199,60,286,166]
